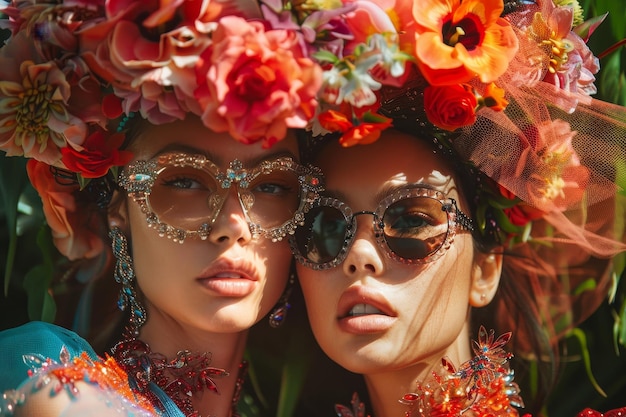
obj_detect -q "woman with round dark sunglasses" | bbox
[293,113,626,417]
[294,131,510,417]
[289,0,626,415]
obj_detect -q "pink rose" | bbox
[195,16,322,147]
[27,159,105,260]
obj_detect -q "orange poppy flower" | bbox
[412,0,519,85]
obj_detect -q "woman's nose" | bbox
[342,216,384,276]
[208,187,252,245]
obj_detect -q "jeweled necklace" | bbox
[336,327,524,417]
[111,338,247,417]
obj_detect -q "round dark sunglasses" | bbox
[290,186,474,270]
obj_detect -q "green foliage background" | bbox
[544,0,626,413]
[1,1,626,416]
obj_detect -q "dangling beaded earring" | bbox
[269,273,295,328]
[109,227,146,338]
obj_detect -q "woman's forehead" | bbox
[129,118,300,163]
[317,133,459,198]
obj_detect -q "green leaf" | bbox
[361,111,392,123]
[608,254,626,303]
[573,278,598,296]
[275,330,313,417]
[475,203,487,234]
[612,296,625,352]
[22,226,56,322]
[312,50,339,64]
[599,54,626,106]
[568,328,608,397]
[485,195,519,210]
[23,264,55,322]
[574,13,608,42]
[617,297,626,348]
[0,157,28,296]
[491,206,523,234]
[77,174,90,190]
[583,0,625,40]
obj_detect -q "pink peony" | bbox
[195,16,322,147]
[79,0,217,123]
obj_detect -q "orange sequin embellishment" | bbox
[47,351,156,414]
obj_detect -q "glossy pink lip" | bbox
[336,286,397,334]
[337,286,395,318]
[196,258,259,297]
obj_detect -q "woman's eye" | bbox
[391,214,428,230]
[254,183,291,195]
[162,177,204,189]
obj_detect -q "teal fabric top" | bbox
[0,321,99,392]
[0,321,184,416]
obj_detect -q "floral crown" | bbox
[2,0,626,344]
[0,0,622,239]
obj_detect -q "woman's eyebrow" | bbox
[372,183,437,203]
[246,151,298,167]
[321,182,438,207]
[150,145,297,167]
[150,144,213,160]
[321,189,349,201]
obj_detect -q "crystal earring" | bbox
[110,227,146,337]
[269,273,295,328]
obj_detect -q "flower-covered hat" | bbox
[1,0,626,353]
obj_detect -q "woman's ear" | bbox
[107,189,129,232]
[469,251,503,307]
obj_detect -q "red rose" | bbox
[503,205,544,227]
[499,185,544,226]
[423,84,477,131]
[60,130,133,178]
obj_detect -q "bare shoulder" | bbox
[5,373,156,417]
